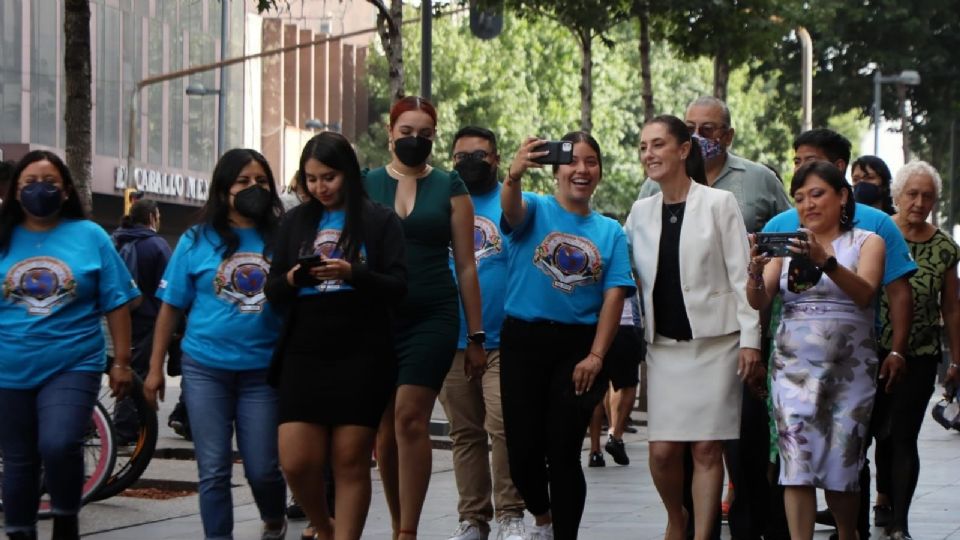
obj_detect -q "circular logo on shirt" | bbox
[3,257,77,315]
[473,216,502,261]
[533,232,602,293]
[313,229,346,261]
[215,252,269,313]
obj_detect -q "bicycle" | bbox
[89,372,159,501]
[0,401,116,516]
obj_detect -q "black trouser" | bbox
[726,385,773,540]
[871,352,938,534]
[113,322,155,439]
[500,317,607,540]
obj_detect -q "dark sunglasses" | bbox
[453,150,491,162]
[685,123,727,140]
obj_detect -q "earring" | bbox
[840,209,849,224]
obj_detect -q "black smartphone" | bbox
[755,231,808,258]
[297,255,325,268]
[531,140,574,165]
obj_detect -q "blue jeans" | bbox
[181,354,286,540]
[0,370,100,535]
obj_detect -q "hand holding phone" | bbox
[297,255,326,269]
[755,231,808,258]
[531,140,574,166]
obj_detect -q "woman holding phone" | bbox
[265,132,407,540]
[500,131,635,539]
[746,161,885,540]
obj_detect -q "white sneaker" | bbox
[496,515,526,540]
[448,520,489,540]
[524,522,554,540]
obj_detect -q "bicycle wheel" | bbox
[89,373,158,501]
[0,401,115,514]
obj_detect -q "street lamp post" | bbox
[873,69,921,155]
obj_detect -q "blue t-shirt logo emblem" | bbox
[533,232,602,293]
[474,216,502,261]
[215,252,269,313]
[3,256,77,315]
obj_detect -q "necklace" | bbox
[664,202,685,224]
[388,164,431,179]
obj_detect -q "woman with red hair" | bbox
[364,96,485,539]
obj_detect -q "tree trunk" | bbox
[372,0,405,103]
[578,28,593,133]
[897,83,911,163]
[638,3,654,122]
[64,0,93,214]
[713,49,729,102]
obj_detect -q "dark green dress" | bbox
[364,166,469,391]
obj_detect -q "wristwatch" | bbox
[820,256,839,273]
[467,331,486,346]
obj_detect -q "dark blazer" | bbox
[264,198,407,385]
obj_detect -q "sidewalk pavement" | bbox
[11,380,960,539]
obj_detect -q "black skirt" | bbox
[277,292,396,428]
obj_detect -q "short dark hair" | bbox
[452,126,498,155]
[851,155,894,215]
[791,161,856,231]
[552,131,603,178]
[127,199,159,226]
[793,129,852,168]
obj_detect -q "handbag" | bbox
[931,390,960,431]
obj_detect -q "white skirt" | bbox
[646,332,742,441]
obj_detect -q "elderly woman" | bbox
[871,161,960,540]
[747,161,885,540]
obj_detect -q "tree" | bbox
[496,0,632,132]
[256,0,405,103]
[64,0,93,213]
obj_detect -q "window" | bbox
[147,24,164,164]
[30,0,61,147]
[0,0,22,143]
[169,32,184,168]
[96,3,121,157]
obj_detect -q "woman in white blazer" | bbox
[624,115,762,540]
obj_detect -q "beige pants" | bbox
[438,349,525,526]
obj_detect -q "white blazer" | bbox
[624,180,761,349]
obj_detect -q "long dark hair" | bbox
[0,150,88,254]
[296,132,368,261]
[645,115,707,185]
[791,161,856,232]
[851,155,895,215]
[192,148,283,259]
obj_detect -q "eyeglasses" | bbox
[685,123,727,139]
[453,150,491,162]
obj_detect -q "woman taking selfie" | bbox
[0,151,139,540]
[624,115,761,540]
[144,149,288,540]
[265,132,407,540]
[499,131,635,539]
[747,161,885,540]
[363,96,485,539]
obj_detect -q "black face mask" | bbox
[20,182,64,218]
[233,185,274,221]
[853,182,883,206]
[394,136,433,167]
[454,157,496,187]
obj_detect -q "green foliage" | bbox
[357,10,797,214]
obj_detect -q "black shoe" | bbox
[167,402,192,441]
[889,529,912,540]
[873,504,892,528]
[7,532,37,540]
[287,499,306,519]
[815,508,836,526]
[588,451,606,467]
[604,436,630,465]
[623,425,638,434]
[51,514,79,540]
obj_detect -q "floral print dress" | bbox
[772,228,879,492]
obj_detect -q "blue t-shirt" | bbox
[502,193,636,325]
[158,226,282,371]
[450,185,508,349]
[0,220,141,388]
[298,209,366,296]
[763,203,916,285]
